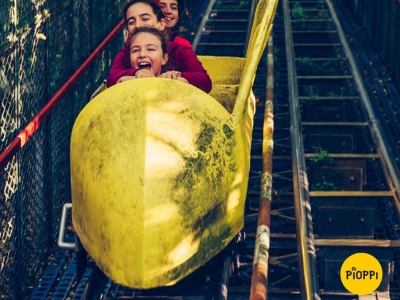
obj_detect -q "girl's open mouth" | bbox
[138,62,151,70]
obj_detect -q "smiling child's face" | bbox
[159,0,179,28]
[126,2,165,35]
[130,32,168,76]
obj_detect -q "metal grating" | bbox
[0,0,126,298]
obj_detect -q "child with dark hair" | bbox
[129,27,190,84]
[106,0,211,92]
[129,27,169,77]
[158,0,192,48]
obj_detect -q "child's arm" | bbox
[174,46,212,93]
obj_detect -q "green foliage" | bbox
[297,57,314,69]
[312,181,338,191]
[291,3,304,20]
[310,147,337,191]
[302,86,318,102]
[215,1,248,9]
[297,57,344,76]
[310,146,332,164]
[238,1,248,9]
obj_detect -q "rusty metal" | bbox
[250,36,274,300]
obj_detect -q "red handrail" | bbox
[0,19,125,170]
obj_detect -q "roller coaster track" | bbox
[267,0,400,299]
[27,0,400,299]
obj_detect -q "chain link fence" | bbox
[0,0,126,298]
[343,0,400,91]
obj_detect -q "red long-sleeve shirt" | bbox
[106,38,212,93]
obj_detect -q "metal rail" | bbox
[191,0,217,51]
[250,36,274,300]
[282,0,320,298]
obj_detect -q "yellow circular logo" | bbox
[340,253,382,295]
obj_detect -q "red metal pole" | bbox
[0,19,125,170]
[250,36,274,300]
